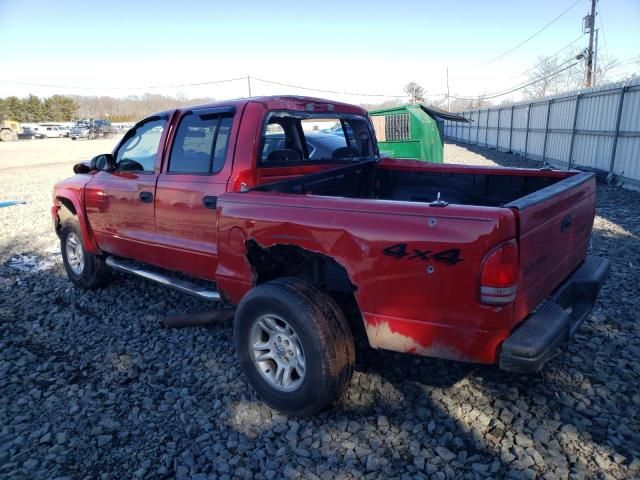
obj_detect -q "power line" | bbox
[441,33,586,96]
[0,76,248,90]
[596,2,611,60]
[478,0,583,66]
[505,33,587,81]
[450,61,579,101]
[0,75,409,99]
[251,77,407,98]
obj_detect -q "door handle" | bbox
[203,196,217,209]
[139,191,153,203]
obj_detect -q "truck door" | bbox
[84,115,169,260]
[154,107,236,281]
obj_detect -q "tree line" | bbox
[0,95,79,123]
[0,93,218,123]
[69,93,217,122]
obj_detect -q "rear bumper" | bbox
[499,256,610,373]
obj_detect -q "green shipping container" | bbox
[369,104,469,163]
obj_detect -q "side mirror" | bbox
[89,153,116,172]
[73,162,92,174]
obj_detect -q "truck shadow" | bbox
[339,181,639,475]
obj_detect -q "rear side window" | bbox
[259,112,376,166]
[168,112,233,174]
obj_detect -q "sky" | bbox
[0,0,639,105]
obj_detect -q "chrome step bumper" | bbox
[105,256,221,301]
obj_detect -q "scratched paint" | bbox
[364,320,469,362]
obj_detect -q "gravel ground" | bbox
[1,139,639,479]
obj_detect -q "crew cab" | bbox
[52,96,609,415]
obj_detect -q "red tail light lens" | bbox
[480,240,519,305]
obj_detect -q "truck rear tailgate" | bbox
[506,172,596,324]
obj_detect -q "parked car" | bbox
[40,125,69,138]
[18,127,46,140]
[70,119,115,140]
[69,125,91,140]
[52,96,609,416]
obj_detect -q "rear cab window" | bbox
[259,111,376,166]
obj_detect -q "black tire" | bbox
[234,277,355,416]
[60,219,111,289]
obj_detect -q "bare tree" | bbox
[523,48,623,100]
[523,56,566,99]
[446,94,491,113]
[561,46,620,88]
[404,82,425,104]
[360,99,406,111]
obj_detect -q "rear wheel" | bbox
[60,219,110,289]
[234,277,355,416]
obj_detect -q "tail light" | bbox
[480,240,519,305]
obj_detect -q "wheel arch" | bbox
[244,241,366,341]
[54,192,100,254]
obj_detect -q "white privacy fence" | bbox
[443,78,640,187]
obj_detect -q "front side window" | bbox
[115,118,166,172]
[259,112,376,166]
[168,112,233,174]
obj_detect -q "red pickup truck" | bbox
[52,96,609,415]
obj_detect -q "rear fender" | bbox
[215,223,365,305]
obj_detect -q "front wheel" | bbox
[60,220,111,289]
[0,129,13,142]
[234,277,355,416]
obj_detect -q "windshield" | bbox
[260,112,376,166]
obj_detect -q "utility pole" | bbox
[446,67,450,112]
[585,0,597,87]
[593,28,599,86]
[247,76,252,97]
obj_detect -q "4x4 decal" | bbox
[382,243,463,265]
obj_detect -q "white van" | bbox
[40,124,69,138]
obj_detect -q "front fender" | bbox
[53,186,100,255]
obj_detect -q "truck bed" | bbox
[253,158,568,207]
[240,159,596,359]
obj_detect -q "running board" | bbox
[105,257,221,301]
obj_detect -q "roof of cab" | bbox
[169,95,368,116]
